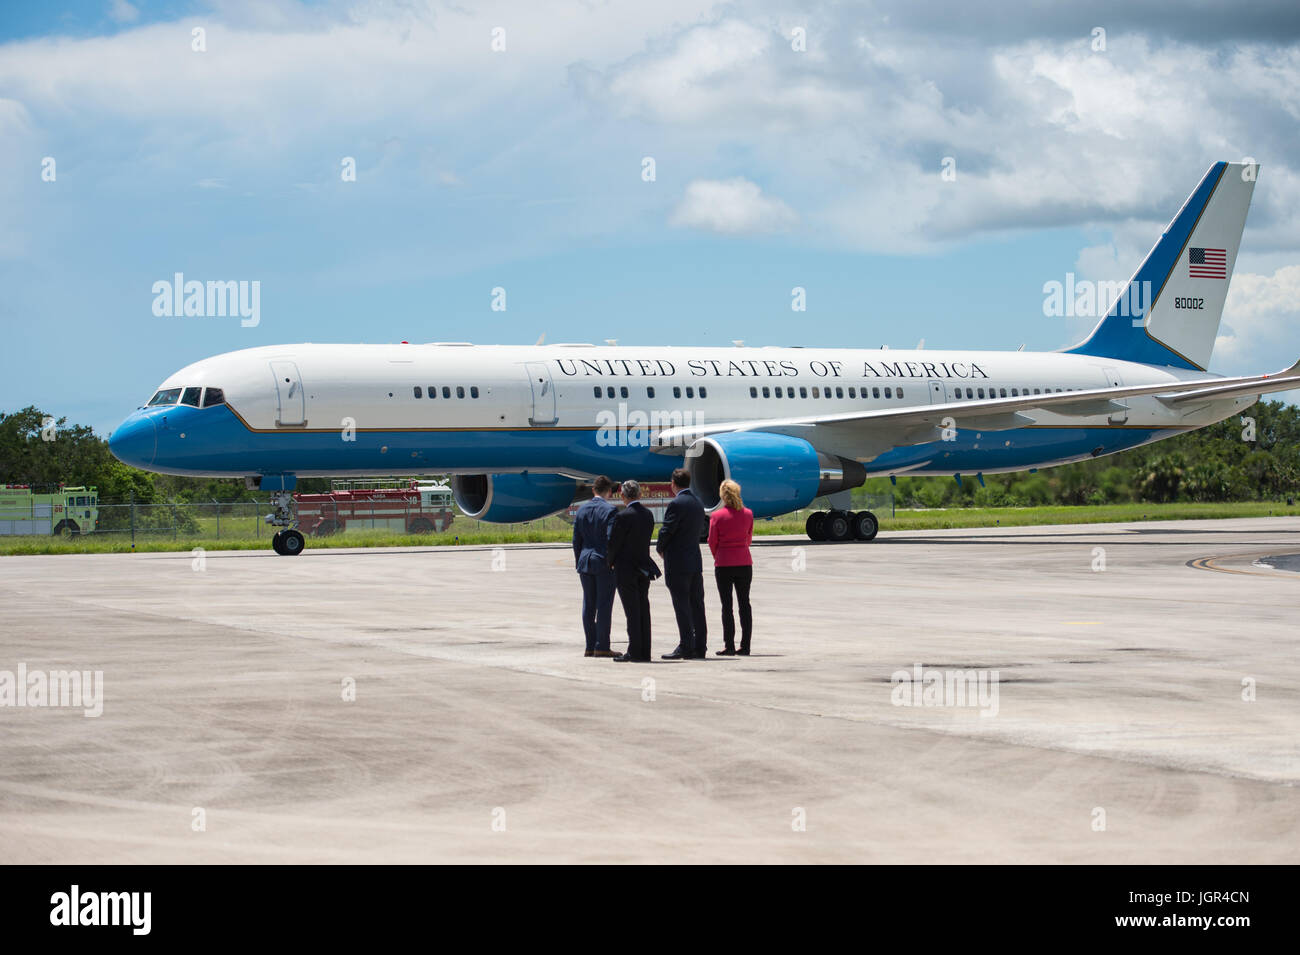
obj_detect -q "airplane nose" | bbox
[109,415,156,468]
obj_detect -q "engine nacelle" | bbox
[684,432,866,519]
[451,473,582,523]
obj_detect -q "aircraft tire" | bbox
[852,511,879,542]
[825,510,853,542]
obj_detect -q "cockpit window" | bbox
[181,387,203,407]
[147,388,182,406]
[202,387,226,408]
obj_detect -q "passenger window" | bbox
[836,387,844,398]
[593,386,602,398]
[762,386,770,398]
[1011,388,1018,396]
[471,386,480,399]
[978,388,985,398]
[799,387,808,398]
[202,387,225,408]
[872,387,880,399]
[811,387,820,398]
[673,386,681,398]
[884,387,892,398]
[443,386,451,398]
[429,385,437,398]
[181,387,202,407]
[457,386,466,398]
[848,387,856,398]
[750,386,758,398]
[897,387,904,399]
[1033,388,1040,394]
[686,386,694,398]
[647,387,655,399]
[999,388,1007,398]
[607,387,615,399]
[699,387,708,398]
[620,386,628,399]
[414,386,422,398]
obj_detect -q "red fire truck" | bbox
[293,480,455,537]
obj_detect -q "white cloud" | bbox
[669,177,796,234]
[1217,264,1300,365]
[107,0,139,24]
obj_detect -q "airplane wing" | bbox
[653,359,1300,458]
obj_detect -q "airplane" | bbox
[110,161,1300,555]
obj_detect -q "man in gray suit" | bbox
[572,475,619,657]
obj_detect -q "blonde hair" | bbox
[719,479,744,510]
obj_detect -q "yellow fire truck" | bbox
[0,484,99,537]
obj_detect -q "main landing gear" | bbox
[805,509,879,543]
[266,489,306,556]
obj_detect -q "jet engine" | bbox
[683,432,866,519]
[451,473,583,523]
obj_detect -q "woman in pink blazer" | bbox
[708,479,755,655]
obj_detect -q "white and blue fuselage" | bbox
[108,342,1247,481]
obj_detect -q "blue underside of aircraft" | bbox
[110,403,1176,481]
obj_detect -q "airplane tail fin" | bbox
[1064,161,1256,371]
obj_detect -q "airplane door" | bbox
[524,361,558,426]
[928,379,947,403]
[1103,367,1128,424]
[270,360,307,426]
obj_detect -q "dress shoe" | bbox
[661,647,687,660]
[592,649,619,658]
[584,650,594,657]
[736,648,750,656]
[612,653,634,662]
[716,648,736,656]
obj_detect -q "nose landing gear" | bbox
[266,489,305,556]
[271,528,306,556]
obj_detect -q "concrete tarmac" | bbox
[1,517,1298,863]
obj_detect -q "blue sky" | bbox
[3,0,1300,434]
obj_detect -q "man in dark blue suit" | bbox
[607,480,660,662]
[655,468,708,659]
[572,475,619,657]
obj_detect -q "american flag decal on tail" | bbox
[1188,247,1227,279]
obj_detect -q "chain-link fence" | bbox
[1,491,894,543]
[1,498,580,542]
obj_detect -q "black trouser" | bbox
[615,573,652,660]
[666,572,707,655]
[714,565,753,652]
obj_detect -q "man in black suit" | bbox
[655,468,708,659]
[607,480,660,662]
